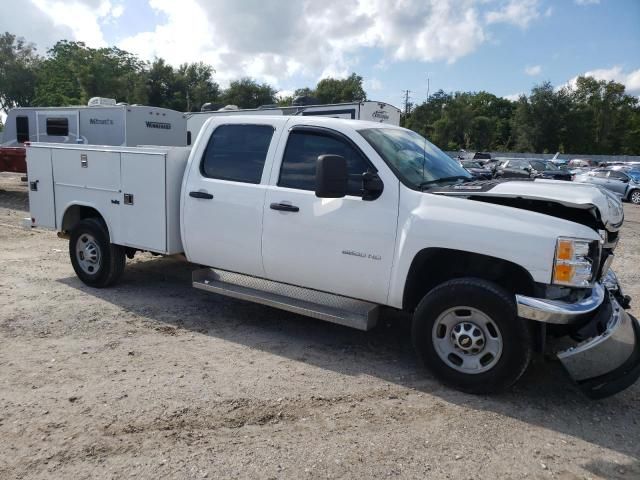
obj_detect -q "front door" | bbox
[605,171,630,196]
[262,126,399,304]
[182,119,286,277]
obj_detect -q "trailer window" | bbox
[278,130,371,196]
[46,117,69,136]
[200,124,274,183]
[16,116,29,143]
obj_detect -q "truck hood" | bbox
[430,179,624,231]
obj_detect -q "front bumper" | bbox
[517,272,640,399]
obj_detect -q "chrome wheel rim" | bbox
[432,306,503,374]
[631,191,640,204]
[76,233,101,275]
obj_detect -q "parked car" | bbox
[568,159,599,169]
[460,160,492,180]
[574,168,640,204]
[496,159,572,181]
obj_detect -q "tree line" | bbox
[1,32,638,155]
[404,80,640,155]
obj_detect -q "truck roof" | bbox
[204,114,404,131]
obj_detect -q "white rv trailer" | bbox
[1,98,187,148]
[184,101,401,145]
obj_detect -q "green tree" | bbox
[0,32,40,113]
[178,62,219,112]
[314,73,366,104]
[469,116,494,150]
[510,96,534,152]
[34,41,147,106]
[220,78,277,109]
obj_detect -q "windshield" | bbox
[358,128,471,188]
[627,170,640,182]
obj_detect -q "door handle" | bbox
[189,191,214,199]
[270,202,299,212]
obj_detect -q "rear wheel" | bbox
[630,190,640,205]
[412,277,532,394]
[69,218,125,287]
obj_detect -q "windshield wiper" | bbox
[419,176,470,189]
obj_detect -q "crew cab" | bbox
[26,116,640,398]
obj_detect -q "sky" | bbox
[0,0,639,112]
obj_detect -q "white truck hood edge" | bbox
[431,179,624,231]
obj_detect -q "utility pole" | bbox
[426,77,430,103]
[402,90,412,115]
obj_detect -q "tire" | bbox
[69,218,126,287]
[412,277,532,394]
[630,189,640,205]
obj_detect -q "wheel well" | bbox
[403,248,536,311]
[61,205,106,234]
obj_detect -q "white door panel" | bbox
[263,189,398,303]
[26,147,56,229]
[261,125,400,304]
[183,180,268,276]
[120,152,167,252]
[182,119,288,276]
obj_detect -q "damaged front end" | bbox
[430,179,638,398]
[517,271,640,399]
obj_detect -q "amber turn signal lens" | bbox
[554,264,574,283]
[556,240,574,261]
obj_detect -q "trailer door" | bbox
[26,147,56,229]
[36,110,80,144]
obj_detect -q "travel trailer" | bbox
[184,101,401,144]
[0,98,187,173]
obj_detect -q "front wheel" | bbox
[69,218,126,287]
[412,277,532,394]
[630,189,640,205]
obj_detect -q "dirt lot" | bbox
[0,172,639,480]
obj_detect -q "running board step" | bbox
[192,268,379,331]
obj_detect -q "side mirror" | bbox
[315,154,347,198]
[362,171,384,201]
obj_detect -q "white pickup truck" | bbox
[26,115,640,398]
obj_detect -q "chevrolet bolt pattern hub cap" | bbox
[76,233,102,275]
[432,307,503,374]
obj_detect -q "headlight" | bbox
[552,237,600,287]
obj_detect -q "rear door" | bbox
[36,111,80,144]
[182,119,287,277]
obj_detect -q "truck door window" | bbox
[16,116,29,143]
[46,117,69,136]
[200,124,274,183]
[278,130,370,196]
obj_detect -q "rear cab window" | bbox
[200,124,275,184]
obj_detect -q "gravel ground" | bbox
[0,172,639,479]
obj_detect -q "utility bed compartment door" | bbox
[120,152,167,252]
[26,147,56,229]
